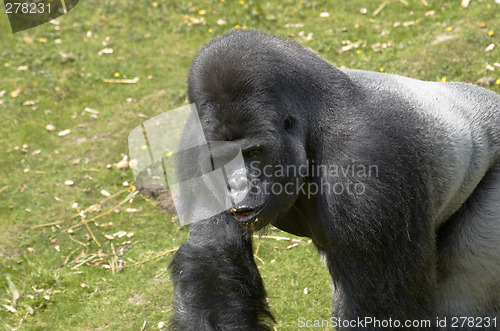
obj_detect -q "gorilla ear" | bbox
[284,116,295,132]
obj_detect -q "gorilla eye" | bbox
[245,147,262,159]
[284,117,295,131]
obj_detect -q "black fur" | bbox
[169,30,500,330]
[170,217,273,330]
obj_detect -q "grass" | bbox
[0,0,498,329]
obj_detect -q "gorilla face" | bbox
[195,97,308,231]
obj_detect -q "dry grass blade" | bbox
[373,1,388,16]
[62,189,138,232]
[254,242,265,264]
[69,235,88,247]
[33,187,130,228]
[122,248,179,268]
[83,214,101,247]
[254,235,291,241]
[103,79,138,84]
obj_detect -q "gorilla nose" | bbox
[227,168,249,203]
[228,169,247,190]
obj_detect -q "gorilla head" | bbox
[186,31,323,231]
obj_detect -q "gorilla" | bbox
[169,29,500,330]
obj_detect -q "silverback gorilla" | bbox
[169,30,500,330]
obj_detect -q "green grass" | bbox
[0,0,498,329]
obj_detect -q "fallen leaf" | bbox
[285,23,304,28]
[59,51,76,61]
[431,34,456,45]
[84,107,100,114]
[58,129,71,136]
[12,289,20,303]
[115,159,129,169]
[113,231,127,238]
[4,305,17,313]
[476,77,496,86]
[477,22,487,28]
[98,48,114,56]
[32,286,43,293]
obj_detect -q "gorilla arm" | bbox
[169,214,273,330]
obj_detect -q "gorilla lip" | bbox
[229,202,268,223]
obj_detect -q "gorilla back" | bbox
[170,30,500,330]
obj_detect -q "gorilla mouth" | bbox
[229,202,268,224]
